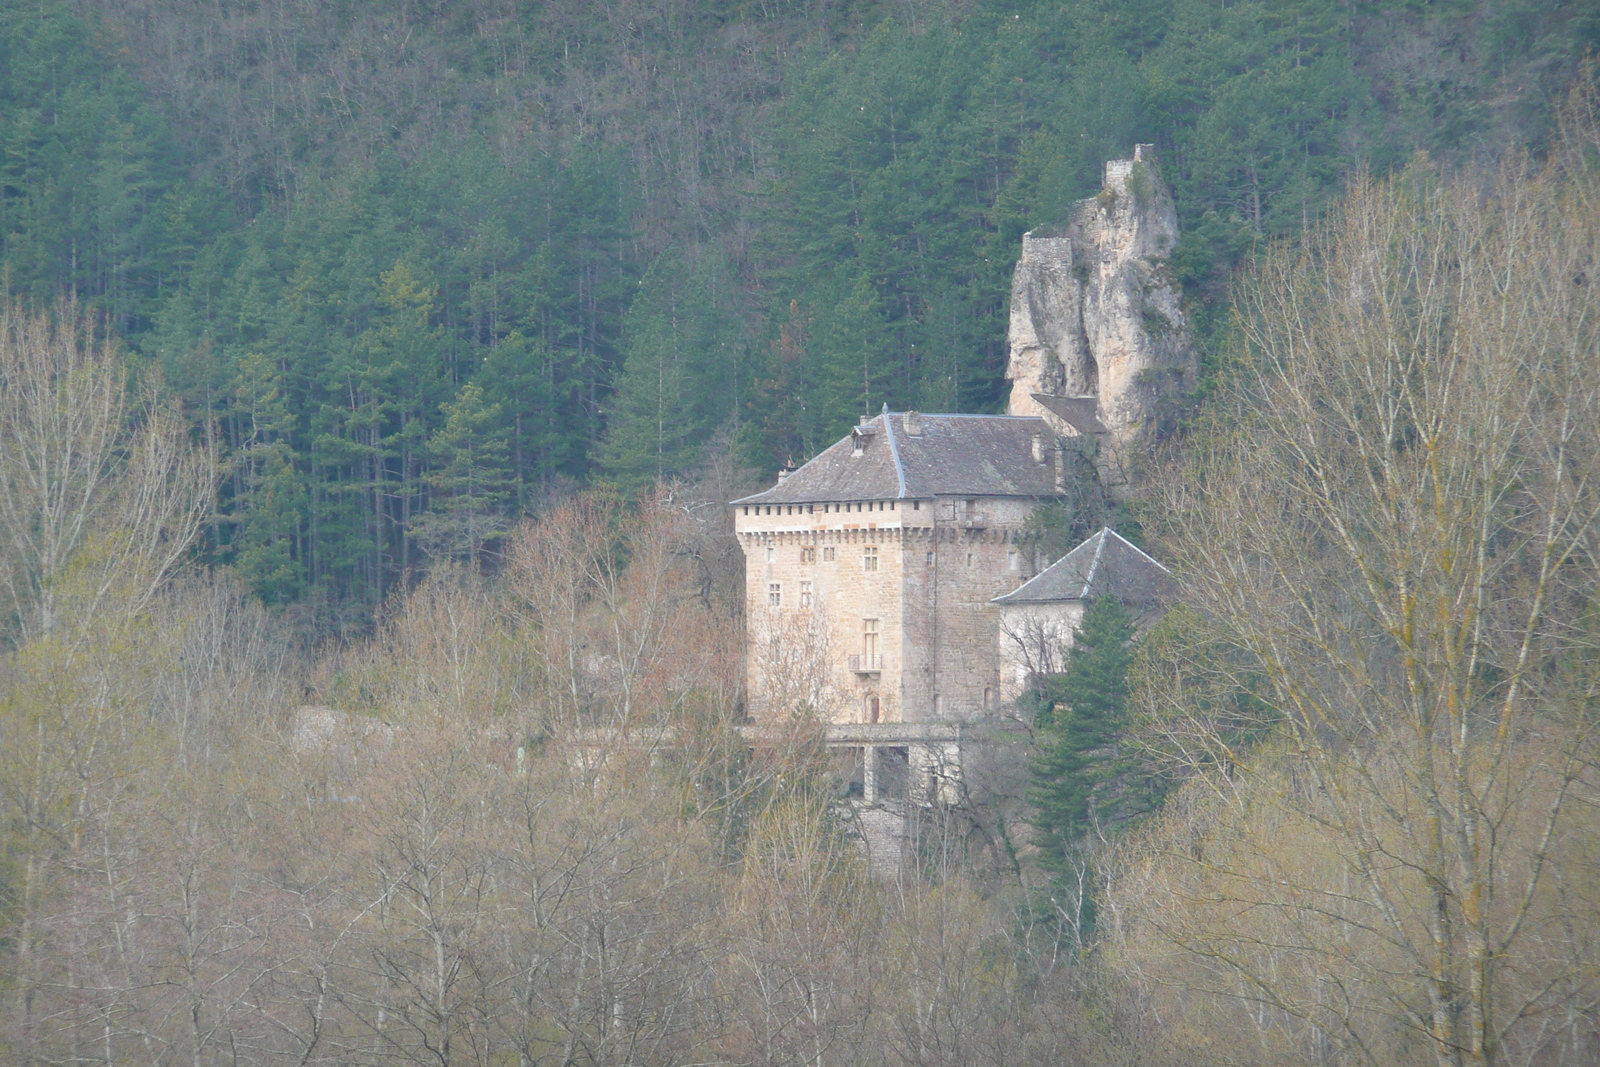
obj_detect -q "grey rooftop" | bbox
[991,527,1173,605]
[733,409,1061,505]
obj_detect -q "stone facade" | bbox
[736,469,1049,724]
[733,440,1173,733]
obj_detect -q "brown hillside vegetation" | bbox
[1109,83,1600,1067]
[0,436,1137,1063]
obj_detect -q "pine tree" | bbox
[1028,595,1135,873]
[412,381,512,563]
[597,248,740,488]
[231,351,306,605]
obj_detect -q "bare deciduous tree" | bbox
[0,297,212,641]
[1108,87,1600,1067]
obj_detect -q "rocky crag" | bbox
[1005,145,1195,492]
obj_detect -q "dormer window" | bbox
[850,425,876,456]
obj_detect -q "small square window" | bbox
[823,546,836,562]
[800,581,813,608]
[863,545,880,572]
[768,583,782,607]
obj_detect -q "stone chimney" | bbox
[903,410,921,436]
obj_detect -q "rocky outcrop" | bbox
[1005,146,1195,488]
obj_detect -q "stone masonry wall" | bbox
[736,495,1045,723]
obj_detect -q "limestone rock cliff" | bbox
[1005,146,1195,487]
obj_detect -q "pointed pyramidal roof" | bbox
[992,527,1173,606]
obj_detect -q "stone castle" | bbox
[731,148,1189,810]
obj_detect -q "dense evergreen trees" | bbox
[3,0,1594,617]
[1027,596,1135,873]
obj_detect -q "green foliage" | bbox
[0,0,1591,617]
[146,141,632,614]
[597,248,743,487]
[0,0,211,333]
[752,14,1044,460]
[1022,446,1140,563]
[230,352,306,606]
[413,382,513,563]
[1028,596,1135,872]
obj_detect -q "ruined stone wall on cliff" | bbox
[1006,145,1196,489]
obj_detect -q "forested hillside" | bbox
[3,0,1595,615]
[4,5,1600,1064]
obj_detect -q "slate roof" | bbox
[1031,393,1107,434]
[992,528,1173,606]
[732,410,1061,504]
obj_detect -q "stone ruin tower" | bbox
[1005,145,1196,493]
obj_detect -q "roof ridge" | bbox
[1105,528,1171,573]
[915,412,1042,420]
[880,407,908,499]
[1081,527,1110,598]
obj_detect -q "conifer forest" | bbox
[3,1,1600,1064]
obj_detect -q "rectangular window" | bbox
[768,583,782,607]
[862,618,879,667]
[1008,549,1018,571]
[800,581,812,608]
[801,546,816,564]
[926,550,934,566]
[863,545,879,571]
[823,546,836,562]
[765,546,775,564]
